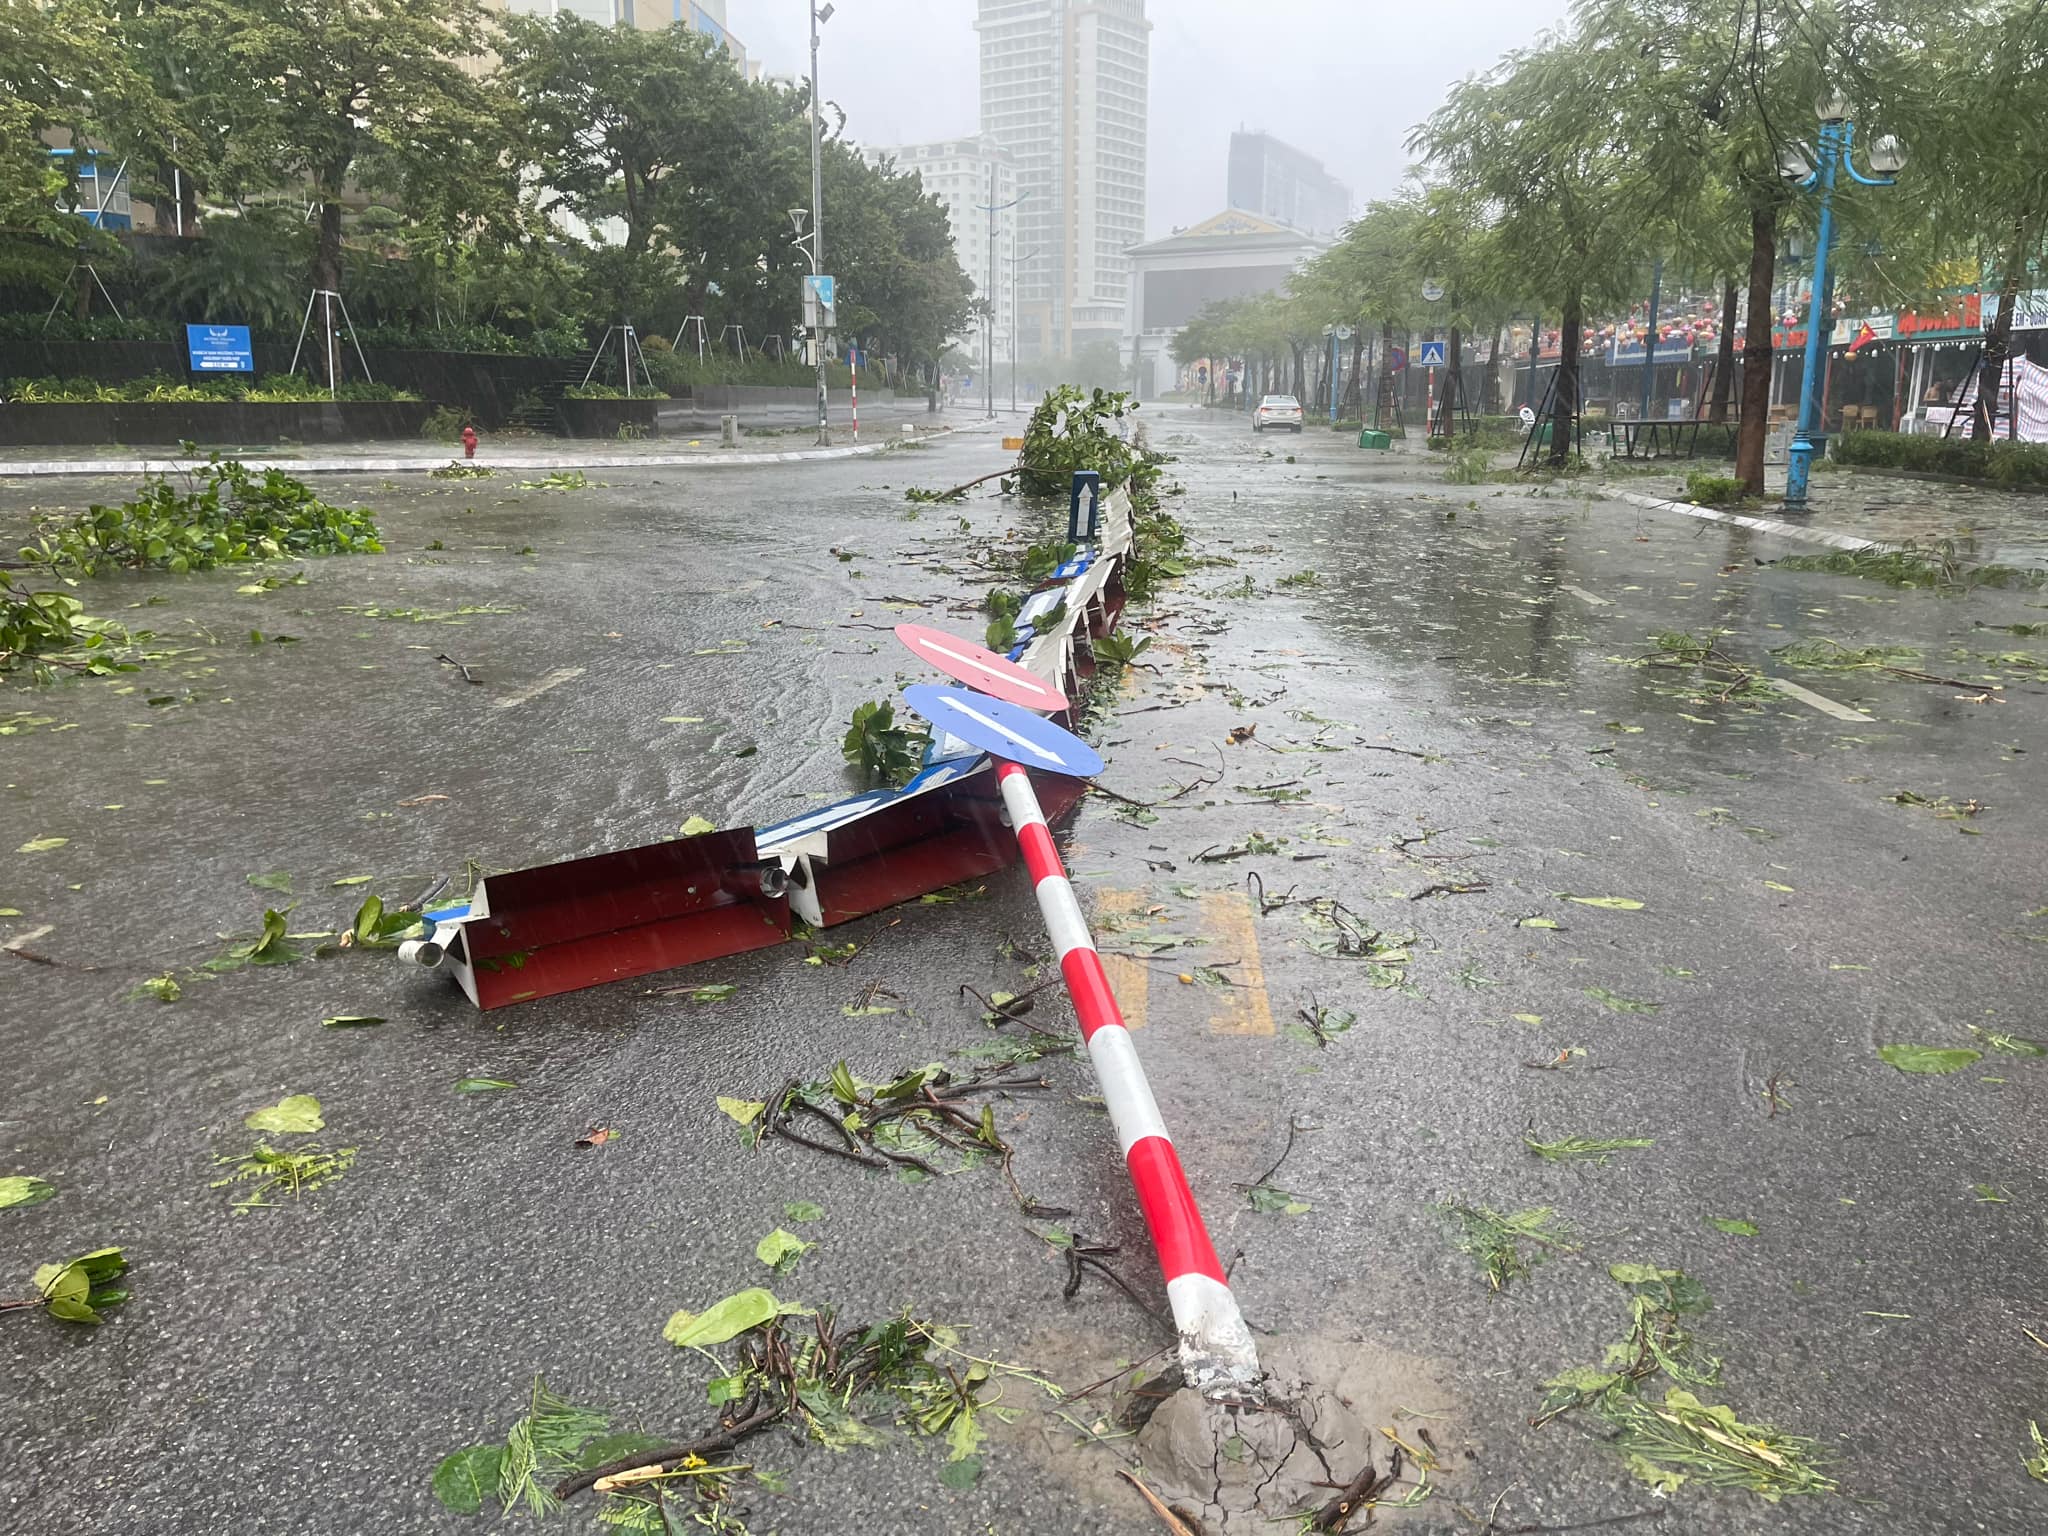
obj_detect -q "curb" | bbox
[1612,491,1893,553]
[0,426,964,480]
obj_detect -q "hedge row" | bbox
[1835,429,2048,487]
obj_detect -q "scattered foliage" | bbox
[20,457,382,577]
[842,700,930,790]
[1437,1201,1578,1290]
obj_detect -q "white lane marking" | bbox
[1561,584,1610,607]
[1770,676,1873,722]
[1035,876,1094,958]
[921,637,1060,702]
[493,666,586,710]
[1086,1023,1170,1155]
[945,695,1062,764]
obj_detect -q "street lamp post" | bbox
[1010,246,1040,413]
[808,2,833,447]
[1783,94,1905,507]
[976,175,1027,420]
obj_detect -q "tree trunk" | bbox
[1345,330,1364,418]
[1974,217,2030,441]
[1524,312,1541,412]
[1710,278,1737,423]
[1735,202,1777,496]
[1549,293,1581,466]
[1376,319,1395,428]
[306,181,349,388]
[1483,319,1505,415]
[1289,341,1306,400]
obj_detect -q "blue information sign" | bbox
[1418,339,1447,368]
[805,274,836,307]
[186,324,254,373]
[902,685,1103,779]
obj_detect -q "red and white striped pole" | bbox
[850,347,859,442]
[995,760,1261,1398]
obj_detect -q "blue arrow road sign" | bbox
[1418,340,1447,367]
[902,685,1103,779]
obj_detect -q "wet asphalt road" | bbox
[3,417,2047,1534]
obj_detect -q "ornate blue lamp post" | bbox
[1782,93,1906,507]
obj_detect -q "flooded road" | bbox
[3,417,2043,1533]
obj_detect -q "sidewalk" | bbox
[0,414,1006,479]
[1610,463,2048,573]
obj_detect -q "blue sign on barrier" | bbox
[902,685,1103,778]
[1418,339,1447,368]
[186,324,254,373]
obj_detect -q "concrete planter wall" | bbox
[0,399,435,446]
[557,397,662,438]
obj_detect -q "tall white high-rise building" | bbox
[977,0,1149,360]
[860,138,1020,364]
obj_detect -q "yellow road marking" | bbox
[1093,888,1150,1031]
[1201,891,1273,1035]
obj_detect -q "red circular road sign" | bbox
[893,623,1068,711]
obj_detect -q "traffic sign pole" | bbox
[895,653,1262,1399]
[993,759,1260,1398]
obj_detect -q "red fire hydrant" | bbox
[461,424,479,459]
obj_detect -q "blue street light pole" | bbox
[1326,326,1340,422]
[1785,98,1905,507]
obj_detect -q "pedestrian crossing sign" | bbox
[1419,340,1447,367]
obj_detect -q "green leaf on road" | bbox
[784,1200,825,1222]
[829,1061,860,1105]
[0,1176,56,1210]
[1562,895,1645,911]
[755,1227,813,1274]
[245,1094,324,1134]
[1706,1216,1759,1236]
[1248,1184,1312,1215]
[247,870,293,893]
[330,874,374,887]
[1585,986,1660,1014]
[430,1445,505,1514]
[17,837,68,854]
[663,1287,802,1348]
[939,1455,983,1489]
[1518,916,1562,929]
[454,1077,516,1093]
[133,974,181,1003]
[688,983,736,1004]
[678,814,717,837]
[1878,1044,1980,1075]
[717,1096,765,1125]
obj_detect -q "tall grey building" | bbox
[1226,130,1351,234]
[977,0,1150,359]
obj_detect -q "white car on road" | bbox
[1253,394,1304,433]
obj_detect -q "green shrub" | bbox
[1834,429,2048,487]
[421,405,473,441]
[1332,418,1363,432]
[4,372,416,404]
[563,383,668,400]
[1444,443,1493,484]
[1682,470,1744,507]
[20,457,382,576]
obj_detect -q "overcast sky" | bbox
[732,0,1573,237]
